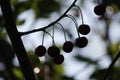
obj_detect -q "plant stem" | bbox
[74,5,84,24]
[19,0,77,36]
[103,49,120,80]
[0,0,36,80]
[65,14,80,38]
[56,23,67,42]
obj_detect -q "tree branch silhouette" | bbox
[0,0,36,80]
[0,0,78,80]
[19,0,77,36]
[103,49,120,80]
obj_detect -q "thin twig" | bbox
[103,49,120,80]
[19,0,77,36]
[56,23,67,42]
[74,5,84,24]
[65,14,80,37]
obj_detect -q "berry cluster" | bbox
[75,24,90,48]
[34,5,91,65]
[35,45,63,65]
[34,23,90,64]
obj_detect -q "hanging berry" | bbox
[35,45,46,57]
[94,4,106,16]
[53,54,64,64]
[75,37,88,48]
[47,46,60,57]
[78,24,90,35]
[32,1,91,65]
[63,41,73,53]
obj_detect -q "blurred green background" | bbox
[0,0,120,80]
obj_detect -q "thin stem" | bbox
[53,26,55,45]
[56,23,67,42]
[42,31,45,45]
[97,0,100,4]
[19,0,77,36]
[74,5,84,24]
[42,30,55,46]
[65,14,80,38]
[103,49,120,80]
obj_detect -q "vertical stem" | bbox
[42,31,45,45]
[97,0,100,4]
[0,0,36,80]
[74,5,84,24]
[56,23,67,42]
[103,50,120,80]
[53,26,55,45]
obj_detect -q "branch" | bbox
[19,0,77,36]
[0,0,36,80]
[103,49,120,80]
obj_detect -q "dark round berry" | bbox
[47,46,60,57]
[53,54,64,64]
[78,24,90,35]
[35,45,46,57]
[94,5,106,15]
[75,37,88,48]
[63,41,73,53]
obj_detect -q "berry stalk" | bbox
[19,0,78,36]
[65,14,80,38]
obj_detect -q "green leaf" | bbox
[90,66,120,80]
[13,67,24,79]
[12,1,31,19]
[103,0,120,10]
[0,70,7,79]
[74,54,97,65]
[27,51,41,67]
[32,0,60,18]
[16,20,25,25]
[90,68,106,80]
[0,39,15,62]
[61,76,74,80]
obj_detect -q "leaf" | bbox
[90,68,106,80]
[32,0,60,18]
[74,54,97,65]
[13,67,24,79]
[0,39,15,62]
[12,1,31,19]
[90,66,120,80]
[0,71,7,79]
[61,76,74,80]
[103,0,120,10]
[28,51,41,67]
[16,19,25,25]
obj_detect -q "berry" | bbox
[63,41,73,53]
[35,45,46,57]
[47,46,60,57]
[53,54,64,64]
[75,37,88,48]
[78,24,90,35]
[94,5,106,15]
